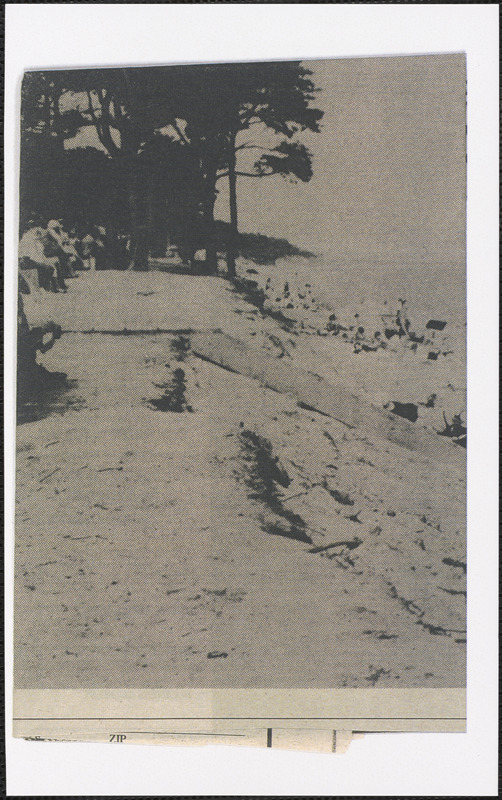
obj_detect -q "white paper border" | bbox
[5,4,499,796]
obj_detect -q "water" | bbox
[273,254,466,329]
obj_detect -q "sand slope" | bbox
[16,268,466,688]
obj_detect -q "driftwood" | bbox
[191,331,465,469]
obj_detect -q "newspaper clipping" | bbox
[14,53,467,751]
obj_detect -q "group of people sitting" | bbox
[18,215,131,295]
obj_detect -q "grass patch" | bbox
[149,367,193,413]
[239,429,312,544]
[170,334,191,362]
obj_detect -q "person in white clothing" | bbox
[18,218,61,292]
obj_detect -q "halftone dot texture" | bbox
[15,54,466,691]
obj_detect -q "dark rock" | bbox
[426,319,447,331]
[326,319,346,335]
[386,401,419,423]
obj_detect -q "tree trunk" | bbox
[44,86,52,138]
[127,187,138,269]
[46,81,65,157]
[204,201,218,273]
[227,132,238,278]
[134,227,149,271]
[203,165,219,274]
[128,184,149,271]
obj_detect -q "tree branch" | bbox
[86,89,120,157]
[216,168,277,182]
[86,90,100,124]
[234,144,277,153]
[170,119,190,146]
[235,170,276,178]
[239,103,259,124]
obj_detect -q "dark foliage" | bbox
[20,61,323,273]
[239,429,312,544]
[214,221,316,265]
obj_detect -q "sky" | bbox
[216,53,466,266]
[64,53,467,268]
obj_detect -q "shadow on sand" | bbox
[17,364,85,425]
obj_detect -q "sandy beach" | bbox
[15,259,466,690]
